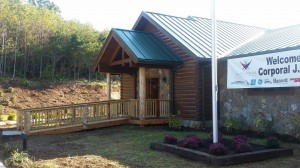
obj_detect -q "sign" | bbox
[227,49,300,88]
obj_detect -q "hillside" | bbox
[0,80,119,114]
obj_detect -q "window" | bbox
[248,87,293,96]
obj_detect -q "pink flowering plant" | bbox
[164,135,178,144]
[179,136,204,149]
[233,135,249,145]
[209,142,228,156]
[235,142,253,153]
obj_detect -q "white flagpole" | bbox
[211,0,218,143]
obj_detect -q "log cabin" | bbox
[93,11,267,128]
[17,12,299,135]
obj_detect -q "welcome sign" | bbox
[227,49,300,89]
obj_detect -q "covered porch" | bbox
[94,28,182,122]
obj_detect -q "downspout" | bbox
[202,64,211,128]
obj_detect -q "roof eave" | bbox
[92,29,114,72]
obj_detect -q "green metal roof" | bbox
[225,24,300,58]
[112,28,181,65]
[133,11,267,59]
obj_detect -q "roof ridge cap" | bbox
[221,31,266,58]
[266,24,300,32]
[189,16,269,30]
[145,11,196,21]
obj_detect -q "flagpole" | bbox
[211,0,218,143]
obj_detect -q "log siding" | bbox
[141,22,211,121]
[121,74,136,99]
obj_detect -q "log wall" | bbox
[121,73,136,99]
[140,22,212,121]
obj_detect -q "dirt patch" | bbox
[0,81,120,114]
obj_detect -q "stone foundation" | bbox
[181,120,213,129]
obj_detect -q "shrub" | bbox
[7,87,14,93]
[255,115,275,137]
[179,137,204,149]
[8,112,16,121]
[5,150,35,168]
[169,114,182,130]
[1,100,12,106]
[164,135,177,144]
[10,96,17,103]
[209,142,228,156]
[266,136,280,149]
[209,132,223,142]
[235,142,253,153]
[233,135,249,146]
[225,114,248,132]
[0,90,4,97]
[0,145,17,157]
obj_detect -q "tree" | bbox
[28,0,60,13]
[0,0,108,81]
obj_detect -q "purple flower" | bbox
[233,135,249,146]
[179,136,204,149]
[235,142,253,153]
[164,135,177,144]
[209,142,228,156]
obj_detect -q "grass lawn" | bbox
[3,125,300,168]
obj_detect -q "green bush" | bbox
[0,145,17,158]
[7,87,14,93]
[255,115,274,137]
[1,100,12,106]
[169,113,182,130]
[7,112,16,121]
[10,96,17,103]
[225,114,246,132]
[4,150,35,168]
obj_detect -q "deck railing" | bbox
[17,99,171,134]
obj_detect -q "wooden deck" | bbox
[17,99,171,135]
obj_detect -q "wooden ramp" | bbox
[17,100,170,135]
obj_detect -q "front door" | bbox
[146,78,159,99]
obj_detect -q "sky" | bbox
[51,0,300,32]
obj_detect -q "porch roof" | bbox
[113,28,181,64]
[93,28,181,72]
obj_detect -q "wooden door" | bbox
[146,78,159,99]
[146,78,159,117]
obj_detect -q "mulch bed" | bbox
[150,140,293,166]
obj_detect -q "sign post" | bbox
[211,0,218,143]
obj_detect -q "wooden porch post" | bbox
[139,67,146,120]
[106,73,111,100]
[24,111,31,134]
